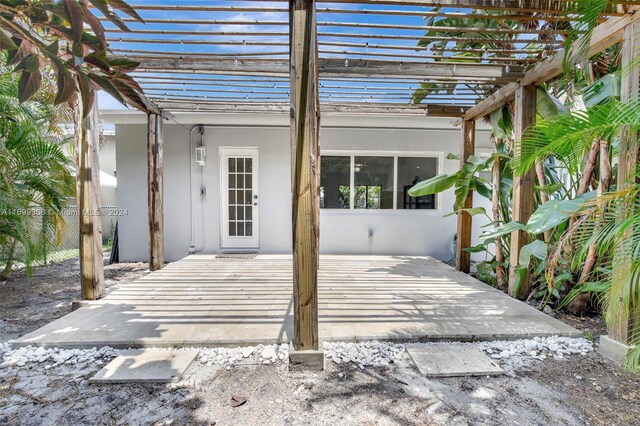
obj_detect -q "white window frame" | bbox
[321,150,444,215]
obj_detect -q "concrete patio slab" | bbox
[89,349,199,384]
[15,255,580,349]
[406,344,504,377]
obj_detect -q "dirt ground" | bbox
[1,260,639,426]
[0,258,149,342]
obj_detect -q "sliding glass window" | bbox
[320,154,438,210]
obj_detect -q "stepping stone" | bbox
[406,345,503,377]
[90,349,199,384]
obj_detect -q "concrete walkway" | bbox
[16,255,579,348]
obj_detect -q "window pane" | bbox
[354,156,393,209]
[397,157,438,209]
[320,156,351,209]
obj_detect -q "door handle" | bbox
[253,202,258,206]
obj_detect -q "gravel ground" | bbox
[0,260,639,426]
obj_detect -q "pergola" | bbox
[77,1,640,361]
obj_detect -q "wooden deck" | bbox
[17,255,579,348]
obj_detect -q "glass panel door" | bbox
[221,148,259,249]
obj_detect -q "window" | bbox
[320,156,350,209]
[320,153,439,210]
[397,157,437,209]
[354,156,394,209]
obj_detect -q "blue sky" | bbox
[99,1,548,110]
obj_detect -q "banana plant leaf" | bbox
[454,155,492,207]
[490,106,513,140]
[518,240,548,267]
[481,221,526,242]
[537,87,568,119]
[524,198,584,235]
[408,173,456,197]
[443,207,488,218]
[584,72,620,107]
[463,242,491,253]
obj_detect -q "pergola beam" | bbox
[508,85,536,300]
[605,18,640,362]
[460,5,640,123]
[147,113,164,271]
[76,98,105,300]
[149,100,468,116]
[289,0,322,368]
[456,120,475,273]
[134,57,523,81]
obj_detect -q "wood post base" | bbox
[288,343,324,372]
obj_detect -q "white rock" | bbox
[260,346,277,360]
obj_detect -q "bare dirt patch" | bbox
[0,258,149,341]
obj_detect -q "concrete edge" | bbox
[11,330,585,350]
[599,335,635,366]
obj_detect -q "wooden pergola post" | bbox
[147,113,164,271]
[601,19,640,362]
[456,120,475,273]
[76,99,105,300]
[289,0,321,359]
[508,85,536,299]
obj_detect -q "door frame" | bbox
[219,146,260,250]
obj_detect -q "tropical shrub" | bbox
[0,66,75,279]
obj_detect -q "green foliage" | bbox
[518,240,547,268]
[0,0,147,114]
[0,66,75,278]
[409,154,497,210]
[562,0,611,74]
[525,198,585,235]
[514,100,640,175]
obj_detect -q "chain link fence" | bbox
[43,206,119,264]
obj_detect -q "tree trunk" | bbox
[579,139,611,282]
[1,239,17,281]
[565,139,600,257]
[568,139,609,315]
[492,144,506,288]
[535,162,551,242]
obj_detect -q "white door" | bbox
[220,148,259,249]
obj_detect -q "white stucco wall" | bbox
[110,113,493,262]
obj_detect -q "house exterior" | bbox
[103,111,494,263]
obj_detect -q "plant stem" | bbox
[535,161,551,242]
[492,145,506,288]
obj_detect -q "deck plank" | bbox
[15,255,579,348]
